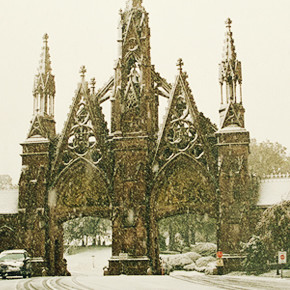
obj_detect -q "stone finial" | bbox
[79,65,87,80]
[222,18,236,62]
[43,33,49,44]
[176,58,184,73]
[90,77,96,94]
[126,0,142,9]
[225,18,232,30]
[38,33,52,74]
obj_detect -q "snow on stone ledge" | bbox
[0,189,19,214]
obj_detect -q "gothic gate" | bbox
[17,0,252,275]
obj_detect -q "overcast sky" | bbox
[1,0,290,183]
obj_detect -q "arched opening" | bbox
[48,159,112,275]
[150,154,218,273]
[152,154,217,220]
[158,213,217,253]
[157,213,218,274]
[62,216,112,276]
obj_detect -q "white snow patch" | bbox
[64,246,111,276]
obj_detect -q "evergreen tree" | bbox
[257,200,290,264]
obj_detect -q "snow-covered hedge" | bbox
[191,243,217,257]
[185,252,202,262]
[183,262,196,271]
[161,250,216,274]
[195,256,216,272]
[161,253,193,271]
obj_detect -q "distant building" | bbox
[258,174,290,208]
[0,189,19,252]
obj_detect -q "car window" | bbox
[0,253,25,262]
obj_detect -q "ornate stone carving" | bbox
[68,99,96,155]
[60,95,102,166]
[159,83,204,164]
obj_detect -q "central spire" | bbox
[111,0,156,136]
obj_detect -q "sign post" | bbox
[278,251,287,278]
[216,251,224,275]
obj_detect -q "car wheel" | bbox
[23,272,27,278]
[2,275,7,279]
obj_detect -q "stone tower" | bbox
[216,18,251,254]
[109,0,157,274]
[18,34,56,258]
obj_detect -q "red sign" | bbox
[217,251,223,258]
[278,251,287,264]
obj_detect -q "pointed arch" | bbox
[50,157,111,222]
[151,153,217,221]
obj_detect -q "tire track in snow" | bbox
[72,276,95,290]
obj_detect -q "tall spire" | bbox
[38,33,52,75]
[219,18,242,105]
[112,0,156,136]
[33,33,55,117]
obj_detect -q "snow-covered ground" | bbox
[1,247,290,289]
[64,246,111,276]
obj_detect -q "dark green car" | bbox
[0,249,31,279]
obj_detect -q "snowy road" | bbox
[171,271,290,289]
[0,272,289,289]
[0,273,289,290]
[0,275,225,290]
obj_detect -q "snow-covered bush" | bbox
[241,235,269,274]
[163,254,192,270]
[185,251,202,262]
[161,252,202,273]
[184,262,196,271]
[195,256,216,268]
[191,243,217,257]
[184,257,217,273]
[205,261,217,275]
[161,248,216,273]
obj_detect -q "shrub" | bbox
[185,251,202,262]
[191,243,217,256]
[257,200,290,266]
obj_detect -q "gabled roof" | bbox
[258,176,290,206]
[0,189,18,214]
[51,71,109,181]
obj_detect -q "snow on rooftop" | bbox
[0,189,19,214]
[258,177,290,206]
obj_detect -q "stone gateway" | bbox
[1,0,254,275]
